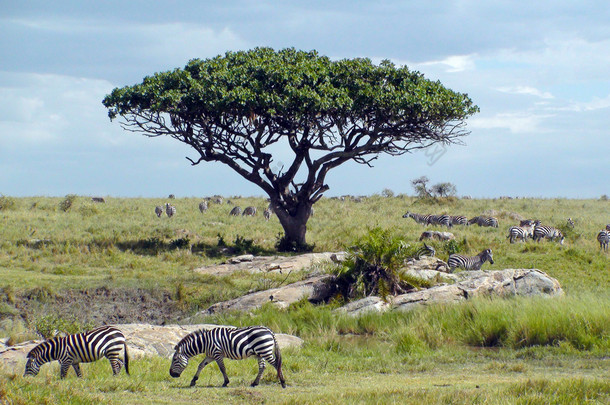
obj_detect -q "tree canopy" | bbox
[103,47,478,250]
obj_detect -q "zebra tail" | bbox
[124,341,130,376]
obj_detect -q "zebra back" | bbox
[533,225,564,243]
[229,206,242,216]
[446,249,494,272]
[597,230,609,251]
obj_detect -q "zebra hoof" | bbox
[281,382,286,389]
[189,379,197,387]
[222,381,229,387]
[250,382,258,387]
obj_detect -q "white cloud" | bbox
[495,86,553,99]
[469,112,554,134]
[416,54,477,73]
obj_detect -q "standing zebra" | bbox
[263,207,271,221]
[567,218,575,228]
[437,249,494,273]
[229,206,242,216]
[198,201,208,213]
[468,216,499,227]
[507,225,534,243]
[169,326,286,388]
[165,203,176,218]
[155,206,164,218]
[428,214,452,228]
[402,212,432,225]
[597,230,609,251]
[606,224,610,232]
[533,225,564,244]
[242,206,257,216]
[413,243,436,259]
[24,326,129,379]
[450,215,468,226]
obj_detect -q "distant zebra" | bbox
[165,203,176,218]
[567,218,575,228]
[450,215,468,226]
[414,243,436,259]
[242,206,257,216]
[533,225,564,244]
[212,196,224,204]
[169,326,286,388]
[597,230,609,251]
[468,216,499,228]
[263,208,271,221]
[24,326,129,379]
[519,219,540,227]
[606,224,610,232]
[437,249,494,273]
[155,206,164,218]
[229,206,242,216]
[402,212,432,225]
[507,225,533,243]
[198,201,208,213]
[428,214,452,228]
[91,197,106,203]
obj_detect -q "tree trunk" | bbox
[273,202,313,251]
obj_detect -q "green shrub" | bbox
[0,195,16,210]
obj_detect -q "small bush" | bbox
[34,315,95,339]
[0,195,16,211]
[59,194,77,212]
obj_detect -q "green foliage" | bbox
[0,195,16,210]
[34,315,95,339]
[59,194,77,212]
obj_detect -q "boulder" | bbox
[204,275,334,314]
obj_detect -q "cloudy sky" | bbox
[1,1,608,198]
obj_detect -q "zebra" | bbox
[567,218,575,228]
[438,249,494,273]
[606,224,610,232]
[24,326,129,379]
[519,219,540,227]
[155,206,164,218]
[402,212,432,225]
[165,203,176,218]
[507,225,534,243]
[263,208,271,221]
[169,326,286,388]
[428,214,452,228]
[413,243,436,259]
[229,206,242,216]
[242,206,257,216]
[450,215,468,226]
[597,230,609,251]
[198,201,208,213]
[533,225,564,244]
[468,216,499,227]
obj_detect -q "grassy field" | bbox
[0,195,609,404]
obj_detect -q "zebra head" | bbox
[481,249,494,265]
[402,211,412,219]
[169,344,189,378]
[558,231,565,245]
[23,347,45,377]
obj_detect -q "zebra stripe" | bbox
[402,212,432,225]
[170,326,286,388]
[439,249,494,273]
[567,218,575,228]
[165,203,176,217]
[533,225,564,244]
[414,243,436,259]
[428,214,452,228]
[468,216,499,227]
[450,215,468,226]
[24,326,129,379]
[507,226,533,243]
[597,230,609,251]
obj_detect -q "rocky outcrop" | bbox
[337,268,563,316]
[0,324,303,374]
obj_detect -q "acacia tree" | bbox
[103,48,478,251]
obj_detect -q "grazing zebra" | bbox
[198,201,208,213]
[169,326,286,388]
[91,197,105,203]
[414,243,436,259]
[24,326,129,379]
[212,196,224,204]
[533,225,564,244]
[567,218,575,228]
[468,216,499,228]
[165,203,176,218]
[597,230,609,251]
[606,224,610,232]
[507,225,534,243]
[450,215,468,226]
[229,206,242,216]
[263,208,271,221]
[242,206,257,216]
[428,214,452,228]
[402,212,432,225]
[443,249,494,273]
[155,206,164,218]
[519,219,541,227]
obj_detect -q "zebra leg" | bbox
[190,356,214,387]
[72,363,83,378]
[215,358,230,387]
[251,357,266,387]
[109,358,122,376]
[59,361,72,379]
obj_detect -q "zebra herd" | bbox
[156,201,274,221]
[24,325,286,388]
[402,212,496,228]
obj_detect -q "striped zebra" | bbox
[229,206,242,216]
[414,243,436,259]
[428,214,452,228]
[507,225,534,243]
[169,326,286,388]
[165,203,176,218]
[263,208,271,221]
[450,215,468,226]
[242,206,257,216]
[24,326,129,379]
[402,212,432,225]
[567,218,575,228]
[437,249,494,273]
[606,224,610,232]
[198,201,208,213]
[155,206,164,218]
[520,219,541,227]
[533,225,564,244]
[468,216,499,228]
[597,230,609,251]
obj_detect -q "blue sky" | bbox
[1,1,609,198]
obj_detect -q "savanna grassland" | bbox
[0,194,608,404]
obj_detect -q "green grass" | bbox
[0,195,609,403]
